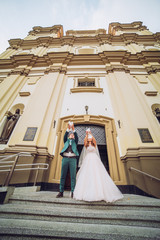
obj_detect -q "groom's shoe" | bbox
[56,192,63,198]
[71,192,73,198]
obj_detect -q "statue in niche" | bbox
[0,109,20,144]
[155,107,160,123]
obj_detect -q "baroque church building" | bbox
[0,21,160,198]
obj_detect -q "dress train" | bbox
[74,145,123,203]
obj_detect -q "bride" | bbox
[73,129,123,203]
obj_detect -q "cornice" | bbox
[108,21,148,35]
[0,51,160,71]
[121,147,160,161]
[29,25,63,38]
[66,29,106,36]
[144,64,160,74]
[8,33,160,50]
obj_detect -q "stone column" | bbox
[8,65,67,154]
[0,68,29,122]
[106,70,159,156]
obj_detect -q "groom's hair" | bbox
[68,131,75,139]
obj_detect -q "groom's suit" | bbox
[59,130,79,193]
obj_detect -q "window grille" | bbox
[75,124,106,145]
[78,78,95,87]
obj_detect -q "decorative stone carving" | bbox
[44,65,67,74]
[8,68,30,76]
[0,109,20,144]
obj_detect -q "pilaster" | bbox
[106,70,159,156]
[0,69,28,122]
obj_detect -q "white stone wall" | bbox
[60,76,115,119]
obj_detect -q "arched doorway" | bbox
[49,114,126,187]
[64,124,108,190]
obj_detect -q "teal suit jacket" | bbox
[60,131,79,157]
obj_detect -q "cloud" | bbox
[81,0,160,33]
[0,0,160,53]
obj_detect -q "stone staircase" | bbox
[0,188,160,239]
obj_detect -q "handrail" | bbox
[0,152,49,186]
[0,163,49,172]
[0,152,32,162]
[129,167,160,182]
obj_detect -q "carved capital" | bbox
[8,68,30,76]
[106,65,130,73]
[44,65,67,74]
[145,65,160,74]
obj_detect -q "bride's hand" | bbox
[72,124,75,131]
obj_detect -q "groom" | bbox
[56,121,79,198]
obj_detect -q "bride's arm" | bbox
[84,136,88,147]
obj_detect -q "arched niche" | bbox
[10,103,25,115]
[0,104,23,144]
[152,104,160,123]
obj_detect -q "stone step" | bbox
[9,191,160,211]
[0,218,160,240]
[0,202,159,228]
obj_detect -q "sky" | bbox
[0,0,160,54]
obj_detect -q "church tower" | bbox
[0,22,160,198]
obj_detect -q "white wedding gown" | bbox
[74,145,124,203]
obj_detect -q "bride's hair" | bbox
[84,135,97,148]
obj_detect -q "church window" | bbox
[70,77,103,93]
[78,78,95,87]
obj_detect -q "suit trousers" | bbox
[59,157,77,193]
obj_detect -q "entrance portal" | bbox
[64,124,109,190]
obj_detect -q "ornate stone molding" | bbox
[29,25,63,37]
[3,144,54,159]
[8,68,30,76]
[105,64,130,73]
[8,32,160,50]
[1,50,160,69]
[44,65,67,74]
[70,87,103,93]
[121,147,160,161]
[145,65,160,74]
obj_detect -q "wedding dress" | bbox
[74,145,123,202]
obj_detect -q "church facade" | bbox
[0,22,160,198]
